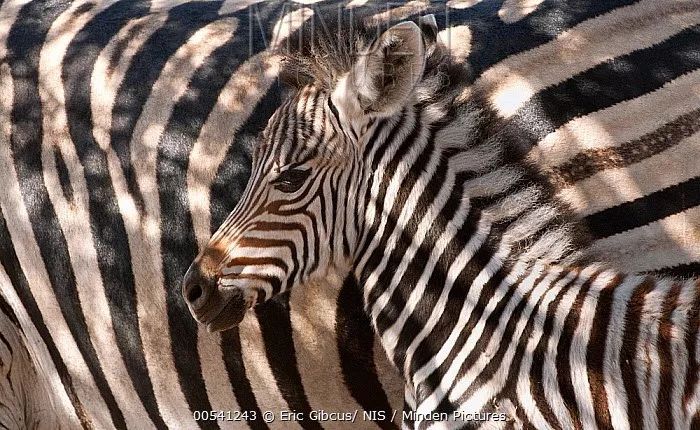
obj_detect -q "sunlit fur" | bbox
[188,13,700,430]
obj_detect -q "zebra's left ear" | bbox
[332,20,427,121]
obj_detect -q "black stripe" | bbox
[650,262,700,279]
[255,293,323,430]
[431,0,637,79]
[0,206,91,428]
[156,2,284,425]
[584,176,700,238]
[336,275,398,430]
[53,147,75,204]
[506,26,700,159]
[219,329,268,430]
[556,272,599,430]
[586,276,619,429]
[8,1,127,427]
[620,278,654,430]
[408,234,498,376]
[0,290,19,328]
[62,2,169,428]
[154,3,237,428]
[109,0,218,216]
[209,85,281,231]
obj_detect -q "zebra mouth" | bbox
[203,289,251,332]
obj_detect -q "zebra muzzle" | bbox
[204,290,249,332]
[182,263,252,331]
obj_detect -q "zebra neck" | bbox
[351,101,588,383]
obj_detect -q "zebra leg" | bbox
[0,296,61,429]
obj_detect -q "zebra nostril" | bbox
[187,284,203,303]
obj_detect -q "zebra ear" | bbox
[332,20,427,121]
[418,14,438,45]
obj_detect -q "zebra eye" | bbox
[272,168,311,193]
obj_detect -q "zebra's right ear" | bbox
[331,20,427,123]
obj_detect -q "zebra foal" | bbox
[183,13,700,430]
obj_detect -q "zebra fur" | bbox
[1,0,699,428]
[186,8,700,430]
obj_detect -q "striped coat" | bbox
[0,0,698,428]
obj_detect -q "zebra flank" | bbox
[186,4,700,430]
[0,0,698,428]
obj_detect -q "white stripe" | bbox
[0,63,111,426]
[636,280,670,430]
[379,155,456,358]
[498,0,545,24]
[477,0,700,118]
[289,273,365,430]
[40,3,154,427]
[557,131,700,217]
[528,69,700,170]
[540,273,585,430]
[446,0,483,9]
[238,314,301,430]
[585,205,700,273]
[570,271,618,430]
[669,279,694,429]
[603,276,640,430]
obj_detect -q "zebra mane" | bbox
[278,11,468,104]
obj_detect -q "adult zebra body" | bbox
[184,8,700,430]
[1,0,699,428]
[0,1,405,428]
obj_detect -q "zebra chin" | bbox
[188,286,253,333]
[202,293,250,332]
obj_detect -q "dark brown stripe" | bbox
[656,281,681,430]
[529,271,580,430]
[546,107,700,189]
[336,276,398,430]
[555,271,600,430]
[683,280,700,408]
[488,270,571,430]
[620,277,655,430]
[586,274,623,430]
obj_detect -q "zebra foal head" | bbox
[183,14,443,331]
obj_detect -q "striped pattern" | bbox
[0,0,698,429]
[0,1,403,428]
[188,2,700,430]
